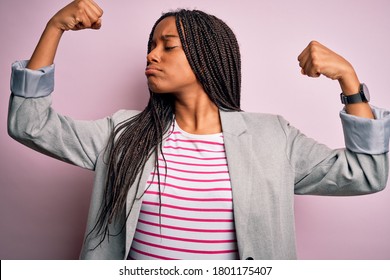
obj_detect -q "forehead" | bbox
[152,16,178,39]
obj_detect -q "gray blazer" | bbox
[8,60,390,259]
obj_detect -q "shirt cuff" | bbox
[340,106,390,154]
[10,60,55,98]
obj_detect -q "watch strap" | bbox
[340,83,368,104]
[340,92,364,104]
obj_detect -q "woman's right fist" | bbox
[48,0,103,31]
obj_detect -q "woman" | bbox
[8,0,389,259]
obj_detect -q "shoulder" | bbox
[242,111,291,137]
[222,110,289,132]
[239,111,285,123]
[110,109,142,125]
[220,110,293,146]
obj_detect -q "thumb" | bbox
[91,18,102,30]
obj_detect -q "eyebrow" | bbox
[160,34,180,40]
[151,34,180,45]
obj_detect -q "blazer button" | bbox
[246,257,254,260]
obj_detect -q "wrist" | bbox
[46,18,66,35]
[338,70,360,95]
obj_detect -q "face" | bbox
[146,16,201,95]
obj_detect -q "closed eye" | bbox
[165,46,178,51]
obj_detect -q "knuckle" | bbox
[310,48,319,58]
[90,15,98,22]
[76,0,85,10]
[75,8,85,18]
[308,41,320,52]
[312,62,320,71]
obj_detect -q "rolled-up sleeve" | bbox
[11,60,55,98]
[340,106,390,154]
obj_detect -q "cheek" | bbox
[174,62,197,83]
[172,53,196,81]
[171,69,196,84]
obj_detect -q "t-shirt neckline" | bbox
[173,119,223,139]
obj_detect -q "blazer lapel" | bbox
[220,110,253,255]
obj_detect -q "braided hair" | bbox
[88,9,242,247]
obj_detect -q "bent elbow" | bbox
[7,117,22,141]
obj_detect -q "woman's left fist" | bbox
[298,41,355,81]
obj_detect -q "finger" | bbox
[65,16,82,30]
[83,4,100,26]
[91,18,102,30]
[309,52,323,78]
[83,1,103,30]
[297,41,314,62]
[297,45,309,63]
[311,72,321,78]
[74,10,92,30]
[84,0,103,19]
[303,60,311,77]
[298,40,324,65]
[86,0,104,17]
[298,49,310,69]
[304,60,321,78]
[298,48,312,75]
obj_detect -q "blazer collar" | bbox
[219,110,247,136]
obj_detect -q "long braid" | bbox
[176,10,241,110]
[88,9,242,247]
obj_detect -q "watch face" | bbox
[362,83,370,102]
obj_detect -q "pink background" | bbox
[1,0,389,259]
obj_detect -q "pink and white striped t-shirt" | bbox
[128,121,238,260]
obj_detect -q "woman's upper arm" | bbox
[8,60,113,170]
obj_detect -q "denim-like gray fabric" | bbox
[340,107,390,154]
[11,60,54,98]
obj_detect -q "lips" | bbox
[145,66,162,76]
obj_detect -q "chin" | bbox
[147,81,159,93]
[147,80,175,95]
[149,88,167,94]
[147,85,170,94]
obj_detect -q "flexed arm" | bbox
[8,0,110,170]
[297,41,374,119]
[27,0,103,70]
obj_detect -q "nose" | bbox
[147,48,160,64]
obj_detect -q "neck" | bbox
[173,90,221,134]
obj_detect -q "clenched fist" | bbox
[297,41,356,81]
[48,0,103,31]
[26,0,103,70]
[297,41,373,119]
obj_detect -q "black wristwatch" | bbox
[340,83,370,104]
